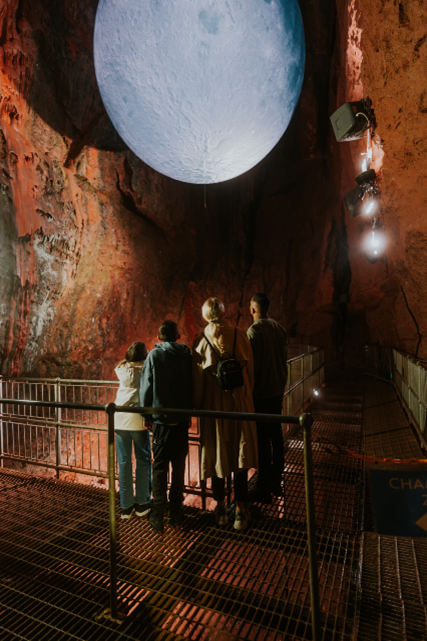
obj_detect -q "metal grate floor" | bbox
[281,387,364,534]
[357,379,427,641]
[358,532,427,641]
[1,375,426,640]
[0,466,360,641]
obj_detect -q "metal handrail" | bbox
[0,351,325,490]
[0,346,320,386]
[0,397,320,640]
[0,377,120,384]
[286,345,323,364]
[364,345,427,448]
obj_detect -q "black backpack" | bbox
[202,327,244,392]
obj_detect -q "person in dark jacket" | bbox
[140,320,193,533]
[247,293,288,503]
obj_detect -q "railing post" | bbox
[301,412,321,641]
[105,402,119,619]
[201,479,207,511]
[54,378,61,479]
[301,358,304,412]
[0,376,3,468]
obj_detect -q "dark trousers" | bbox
[152,422,189,513]
[212,470,248,503]
[254,395,284,493]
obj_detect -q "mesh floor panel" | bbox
[281,387,364,534]
[358,532,427,641]
[1,375,426,640]
[0,464,360,641]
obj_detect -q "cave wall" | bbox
[334,0,427,359]
[0,0,425,380]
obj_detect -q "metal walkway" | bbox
[0,375,426,640]
[358,379,427,641]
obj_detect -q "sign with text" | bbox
[369,468,427,537]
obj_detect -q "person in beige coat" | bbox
[192,298,258,530]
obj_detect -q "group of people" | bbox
[114,293,288,533]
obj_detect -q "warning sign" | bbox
[369,468,427,537]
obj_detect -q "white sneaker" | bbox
[234,508,250,531]
[214,504,228,526]
[121,506,135,520]
[134,502,151,517]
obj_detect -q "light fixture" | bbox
[364,227,385,264]
[313,389,319,396]
[343,169,378,218]
[330,97,377,142]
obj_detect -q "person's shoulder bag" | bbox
[202,327,244,391]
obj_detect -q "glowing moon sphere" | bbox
[94,0,306,184]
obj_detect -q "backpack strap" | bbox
[202,332,222,361]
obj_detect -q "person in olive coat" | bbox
[247,293,288,503]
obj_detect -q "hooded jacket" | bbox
[139,342,193,424]
[114,361,145,431]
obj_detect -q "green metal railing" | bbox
[0,397,321,640]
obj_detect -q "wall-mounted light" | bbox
[330,97,377,142]
[344,169,378,218]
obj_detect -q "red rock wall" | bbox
[333,0,427,359]
[0,0,425,380]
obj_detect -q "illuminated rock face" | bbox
[94,0,305,183]
[0,0,426,382]
[335,0,427,359]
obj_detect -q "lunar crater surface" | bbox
[94,0,306,184]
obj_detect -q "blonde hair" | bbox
[202,298,225,323]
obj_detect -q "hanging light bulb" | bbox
[364,228,385,264]
[371,231,380,248]
[364,198,376,215]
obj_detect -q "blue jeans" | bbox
[115,430,152,509]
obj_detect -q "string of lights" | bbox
[330,98,383,265]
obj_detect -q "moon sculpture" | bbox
[94,0,306,184]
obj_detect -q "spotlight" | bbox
[313,389,319,396]
[355,169,377,186]
[330,97,377,142]
[343,169,378,218]
[364,228,385,264]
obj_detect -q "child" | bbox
[115,341,151,520]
